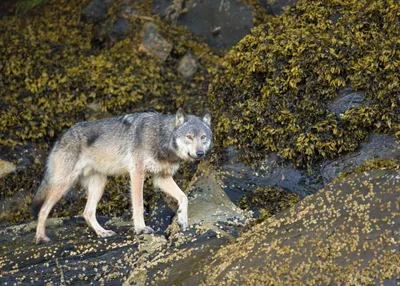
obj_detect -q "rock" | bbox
[140,22,172,62]
[150,166,250,233]
[117,4,137,19]
[327,87,369,116]
[0,216,141,284]
[220,147,323,199]
[0,159,16,178]
[110,17,131,41]
[191,169,400,284]
[153,0,253,50]
[92,17,131,47]
[87,101,101,112]
[177,52,198,78]
[186,170,249,226]
[320,134,400,185]
[259,0,299,15]
[0,144,46,168]
[81,0,108,23]
[1,168,249,285]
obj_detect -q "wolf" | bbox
[32,109,212,244]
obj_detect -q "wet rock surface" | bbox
[191,169,400,285]
[321,134,400,184]
[82,0,108,23]
[0,159,15,178]
[220,147,323,200]
[259,0,299,15]
[153,0,253,49]
[0,170,249,285]
[177,52,198,78]
[327,87,370,116]
[140,22,173,61]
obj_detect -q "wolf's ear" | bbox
[202,109,211,126]
[176,108,187,126]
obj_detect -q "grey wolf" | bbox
[32,109,212,244]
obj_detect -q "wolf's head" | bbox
[172,108,213,161]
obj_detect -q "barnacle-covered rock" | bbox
[191,169,400,284]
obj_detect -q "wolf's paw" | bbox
[36,235,51,245]
[99,229,117,238]
[177,217,188,229]
[135,226,155,235]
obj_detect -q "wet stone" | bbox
[0,159,16,178]
[110,17,131,41]
[153,0,253,50]
[259,0,299,15]
[320,134,400,185]
[140,22,172,62]
[177,52,199,78]
[81,0,108,23]
[117,4,137,19]
[327,87,369,116]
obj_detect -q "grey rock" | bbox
[320,134,400,185]
[82,0,108,23]
[117,4,137,19]
[150,167,249,233]
[110,17,131,41]
[259,0,299,15]
[177,52,198,78]
[140,22,172,62]
[153,0,253,50]
[220,147,323,199]
[0,160,16,178]
[186,170,248,226]
[327,88,369,116]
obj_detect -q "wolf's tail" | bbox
[32,175,50,219]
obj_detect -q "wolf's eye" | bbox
[186,135,193,140]
[201,135,207,140]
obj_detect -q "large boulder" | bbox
[190,169,400,284]
[153,0,253,49]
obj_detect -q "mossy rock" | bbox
[208,0,400,167]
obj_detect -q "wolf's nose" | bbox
[196,151,205,157]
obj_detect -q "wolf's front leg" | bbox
[153,176,189,229]
[130,162,154,235]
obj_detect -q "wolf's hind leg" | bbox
[153,176,189,229]
[81,173,115,237]
[36,182,72,244]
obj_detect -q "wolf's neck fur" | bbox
[155,115,181,162]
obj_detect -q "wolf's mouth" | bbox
[188,153,202,160]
